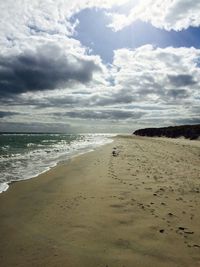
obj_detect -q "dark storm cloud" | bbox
[54,110,146,120]
[167,89,189,99]
[0,44,101,98]
[168,74,196,87]
[0,111,18,118]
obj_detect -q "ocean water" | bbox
[0,133,114,193]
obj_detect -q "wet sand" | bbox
[0,135,200,267]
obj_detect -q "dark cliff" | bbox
[134,124,200,140]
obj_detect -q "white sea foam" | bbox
[0,182,9,193]
[0,134,115,193]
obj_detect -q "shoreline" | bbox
[0,136,114,194]
[0,135,200,267]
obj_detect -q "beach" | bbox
[0,135,200,267]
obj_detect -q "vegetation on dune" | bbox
[134,125,200,140]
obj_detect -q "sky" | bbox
[0,0,200,133]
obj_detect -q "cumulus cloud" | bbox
[111,45,200,104]
[108,0,200,31]
[0,43,101,97]
[0,0,129,46]
[166,89,189,99]
[0,1,200,131]
[167,74,197,87]
[0,0,111,100]
[1,44,200,128]
[1,1,199,52]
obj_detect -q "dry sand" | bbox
[0,135,200,267]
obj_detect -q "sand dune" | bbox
[0,135,200,267]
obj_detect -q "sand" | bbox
[0,135,200,267]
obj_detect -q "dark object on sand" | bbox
[184,231,194,234]
[112,150,117,157]
[112,148,119,157]
[133,124,200,140]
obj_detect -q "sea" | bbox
[0,133,114,193]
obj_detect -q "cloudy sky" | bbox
[0,0,200,133]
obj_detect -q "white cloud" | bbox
[1,45,200,129]
[1,0,199,54]
[112,45,200,104]
[108,0,200,31]
[0,1,200,131]
[0,0,112,99]
[0,0,129,45]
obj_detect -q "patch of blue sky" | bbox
[72,8,200,63]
